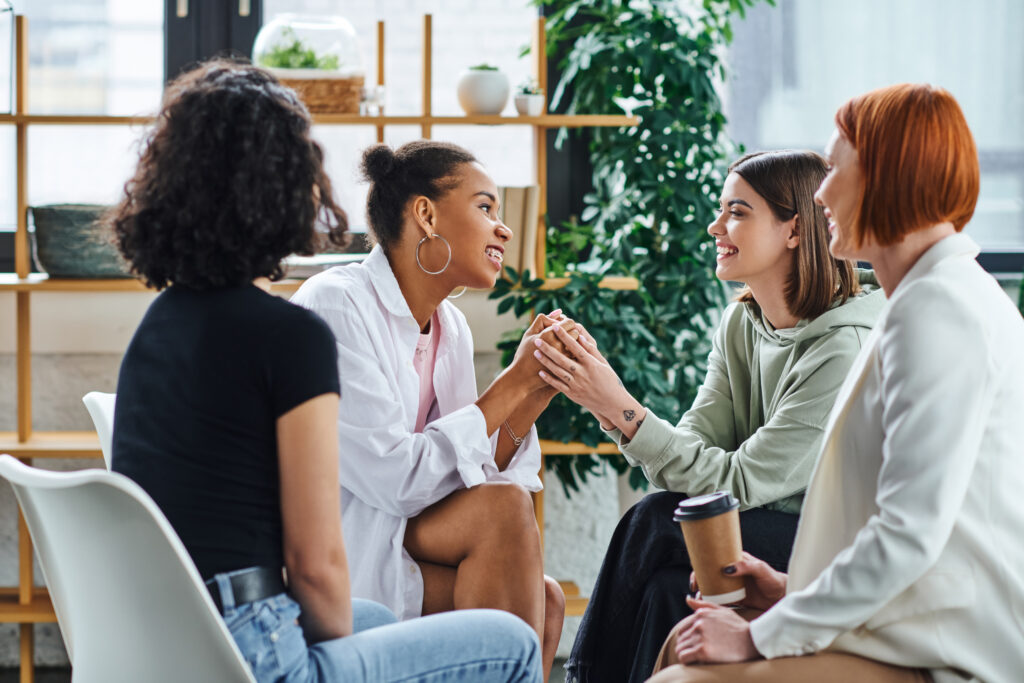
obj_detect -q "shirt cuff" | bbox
[432,404,492,488]
[616,410,683,472]
[748,602,825,659]
[487,425,543,491]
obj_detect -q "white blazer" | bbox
[291,246,542,621]
[750,233,1024,683]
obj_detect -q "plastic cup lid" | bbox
[672,491,739,522]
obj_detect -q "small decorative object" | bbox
[29,205,133,279]
[456,63,510,116]
[253,14,365,114]
[513,77,545,117]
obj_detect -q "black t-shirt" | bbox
[112,285,339,580]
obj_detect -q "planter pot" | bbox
[514,93,545,117]
[456,69,510,116]
[30,204,133,278]
[616,471,650,518]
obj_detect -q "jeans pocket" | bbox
[267,597,306,675]
[227,602,284,683]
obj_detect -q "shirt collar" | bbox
[892,232,980,298]
[364,245,415,319]
[364,245,459,355]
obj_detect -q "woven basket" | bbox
[279,74,364,114]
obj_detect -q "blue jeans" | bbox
[214,571,542,683]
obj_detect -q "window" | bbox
[726,0,1024,271]
[1,0,540,265]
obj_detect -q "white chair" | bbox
[0,455,255,683]
[81,391,115,469]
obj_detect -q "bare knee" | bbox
[474,482,539,539]
[544,575,566,619]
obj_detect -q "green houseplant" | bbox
[492,0,768,495]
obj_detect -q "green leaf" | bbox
[512,0,757,494]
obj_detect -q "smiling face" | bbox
[707,172,799,291]
[431,161,512,289]
[816,129,867,261]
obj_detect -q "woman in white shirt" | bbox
[292,140,567,680]
[647,84,1024,683]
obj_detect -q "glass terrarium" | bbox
[253,14,365,114]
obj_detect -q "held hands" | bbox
[671,596,760,665]
[689,552,788,612]
[532,323,638,431]
[665,553,786,665]
[509,310,580,395]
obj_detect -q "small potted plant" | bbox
[456,63,510,116]
[514,77,545,117]
[253,15,365,114]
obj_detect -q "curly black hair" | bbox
[361,140,477,253]
[111,58,349,290]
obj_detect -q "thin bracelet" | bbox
[503,419,524,447]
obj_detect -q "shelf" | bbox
[539,276,640,291]
[0,113,638,128]
[0,274,304,295]
[0,432,103,459]
[0,273,636,294]
[557,581,589,617]
[2,436,619,460]
[539,439,621,456]
[0,590,57,623]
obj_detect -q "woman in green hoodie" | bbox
[538,150,886,683]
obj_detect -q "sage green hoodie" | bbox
[608,270,886,515]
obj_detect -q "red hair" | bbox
[835,83,979,246]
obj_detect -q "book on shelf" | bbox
[499,185,539,278]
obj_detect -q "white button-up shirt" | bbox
[291,246,542,620]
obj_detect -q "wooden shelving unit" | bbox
[0,14,635,681]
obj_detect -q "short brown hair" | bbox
[732,150,860,321]
[835,83,979,246]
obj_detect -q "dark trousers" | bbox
[565,491,799,683]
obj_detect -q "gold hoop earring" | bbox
[447,286,468,299]
[415,234,452,275]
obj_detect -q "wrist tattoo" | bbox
[623,409,636,422]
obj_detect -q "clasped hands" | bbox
[512,311,645,437]
[510,310,605,399]
[666,552,788,666]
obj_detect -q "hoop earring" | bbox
[447,286,468,299]
[415,234,452,275]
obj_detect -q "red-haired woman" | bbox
[647,83,1024,683]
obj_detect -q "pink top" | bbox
[412,312,440,432]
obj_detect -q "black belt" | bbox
[205,566,286,614]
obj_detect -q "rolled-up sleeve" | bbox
[313,298,496,519]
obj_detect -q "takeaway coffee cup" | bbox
[673,491,746,605]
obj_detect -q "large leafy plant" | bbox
[492,0,766,495]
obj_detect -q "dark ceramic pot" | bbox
[29,204,133,278]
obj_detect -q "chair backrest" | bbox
[81,391,115,469]
[0,455,255,683]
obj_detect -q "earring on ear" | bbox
[447,286,467,299]
[415,233,452,275]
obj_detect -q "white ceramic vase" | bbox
[514,93,545,116]
[456,69,510,115]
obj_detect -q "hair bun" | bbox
[361,144,399,183]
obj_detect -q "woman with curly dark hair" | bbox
[109,59,542,683]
